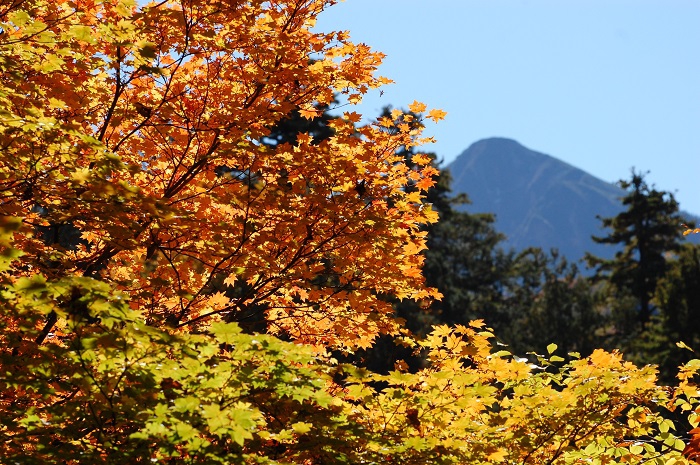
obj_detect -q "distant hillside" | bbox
[447,138,697,263]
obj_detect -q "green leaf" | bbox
[137,41,157,59]
[14,275,48,294]
[292,422,312,434]
[210,321,242,344]
[18,413,42,428]
[173,396,199,413]
[658,419,675,433]
[8,10,32,27]
[0,215,22,235]
[491,350,511,358]
[67,25,96,44]
[173,421,197,441]
[0,247,23,272]
[547,343,558,354]
[38,54,65,73]
[583,441,600,455]
[629,443,643,454]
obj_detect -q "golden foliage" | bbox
[2,2,700,464]
[0,0,441,348]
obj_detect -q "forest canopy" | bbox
[1,0,699,463]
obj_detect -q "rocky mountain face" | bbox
[446,138,697,263]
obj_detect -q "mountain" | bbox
[446,138,697,263]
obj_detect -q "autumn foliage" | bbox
[0,0,448,349]
[1,0,700,463]
[683,225,700,236]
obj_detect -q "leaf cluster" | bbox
[2,1,700,464]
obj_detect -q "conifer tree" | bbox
[586,171,684,331]
[483,248,601,357]
[647,243,700,381]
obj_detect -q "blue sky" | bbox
[315,0,700,216]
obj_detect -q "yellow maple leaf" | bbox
[408,100,427,114]
[71,168,92,184]
[411,153,432,165]
[298,108,319,119]
[205,292,230,310]
[487,448,508,461]
[426,108,447,122]
[223,273,238,287]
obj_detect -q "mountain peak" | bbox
[447,139,625,262]
[467,137,524,151]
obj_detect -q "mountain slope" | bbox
[446,138,695,262]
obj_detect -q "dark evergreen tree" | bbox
[261,101,336,147]
[416,170,513,328]
[644,243,700,381]
[501,248,602,357]
[400,175,605,360]
[380,106,605,361]
[586,171,685,331]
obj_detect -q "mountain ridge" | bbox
[446,138,698,263]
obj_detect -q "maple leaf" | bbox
[408,100,427,114]
[410,153,432,165]
[223,273,238,287]
[206,292,230,311]
[344,111,362,123]
[71,168,92,184]
[426,108,447,122]
[414,177,435,191]
[298,108,319,120]
[684,428,700,463]
[486,449,508,461]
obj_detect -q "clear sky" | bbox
[315,0,700,216]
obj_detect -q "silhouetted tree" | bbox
[586,171,684,331]
[502,248,601,357]
[644,243,700,381]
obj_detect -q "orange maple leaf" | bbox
[408,100,427,114]
[415,177,435,191]
[426,108,447,122]
[684,427,700,463]
[298,108,319,119]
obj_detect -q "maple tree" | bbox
[2,0,700,464]
[0,0,441,349]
